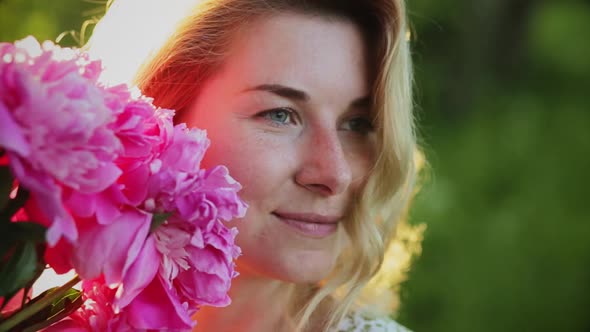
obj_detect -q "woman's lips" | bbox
[272,212,340,238]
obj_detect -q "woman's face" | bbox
[183,13,375,283]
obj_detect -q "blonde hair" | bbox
[89,0,422,330]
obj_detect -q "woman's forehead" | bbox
[215,12,371,104]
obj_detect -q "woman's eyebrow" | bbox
[350,96,371,109]
[242,84,309,102]
[242,84,370,110]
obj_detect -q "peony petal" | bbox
[44,238,74,274]
[19,184,78,246]
[114,236,159,310]
[76,162,122,194]
[177,247,232,307]
[118,164,150,206]
[0,102,30,156]
[72,208,150,284]
[64,191,97,218]
[125,276,195,330]
[42,319,87,332]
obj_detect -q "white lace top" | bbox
[330,311,412,332]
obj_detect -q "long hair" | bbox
[89,0,421,330]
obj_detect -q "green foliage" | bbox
[0,186,29,222]
[0,222,46,299]
[0,0,102,46]
[0,276,82,332]
[18,287,83,332]
[400,109,590,332]
[0,241,37,298]
[0,166,12,211]
[150,212,173,233]
[528,1,590,77]
[400,0,590,331]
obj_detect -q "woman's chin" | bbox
[237,250,338,285]
[282,254,337,284]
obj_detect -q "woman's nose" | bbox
[294,128,353,196]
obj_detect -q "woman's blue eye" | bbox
[261,108,293,124]
[343,117,374,134]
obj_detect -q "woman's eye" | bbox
[258,108,295,125]
[342,116,374,134]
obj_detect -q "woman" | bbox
[90,0,419,331]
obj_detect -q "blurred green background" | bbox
[1,0,588,331]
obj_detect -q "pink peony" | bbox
[60,94,175,227]
[44,207,151,284]
[151,216,240,308]
[43,279,135,332]
[191,165,247,222]
[175,220,241,307]
[71,208,152,284]
[0,37,123,245]
[112,237,159,310]
[123,275,196,331]
[1,37,248,332]
[137,123,246,308]
[47,249,196,331]
[112,102,174,208]
[143,124,210,215]
[144,124,247,223]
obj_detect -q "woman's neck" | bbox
[192,274,294,332]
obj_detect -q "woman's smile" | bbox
[272,211,342,238]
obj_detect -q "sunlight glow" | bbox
[33,269,79,297]
[87,0,200,85]
[2,54,13,63]
[15,36,42,58]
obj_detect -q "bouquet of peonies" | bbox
[0,37,247,331]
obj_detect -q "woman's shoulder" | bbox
[329,311,412,332]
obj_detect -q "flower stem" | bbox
[0,275,80,332]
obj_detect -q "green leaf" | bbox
[150,212,172,232]
[0,166,13,212]
[48,288,82,316]
[19,288,83,332]
[0,223,46,301]
[0,241,37,298]
[0,222,46,254]
[0,289,21,313]
[0,186,29,221]
[0,276,81,332]
[0,263,44,313]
